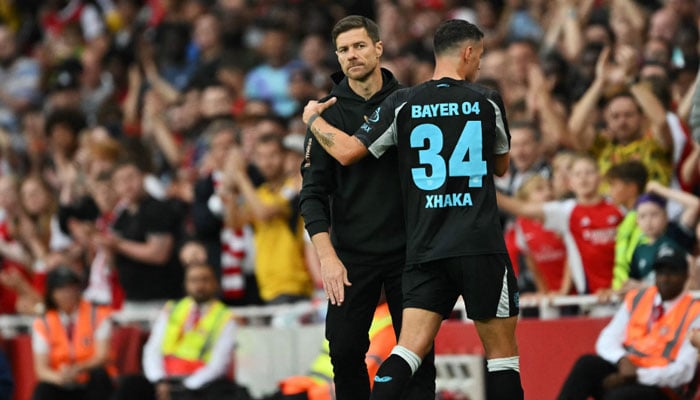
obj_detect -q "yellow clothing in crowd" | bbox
[253,177,312,301]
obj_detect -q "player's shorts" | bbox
[402,253,519,321]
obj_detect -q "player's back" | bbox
[394,78,510,264]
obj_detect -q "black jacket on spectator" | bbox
[57,195,99,235]
[192,174,224,273]
[112,195,183,301]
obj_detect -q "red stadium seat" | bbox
[112,325,149,375]
[7,335,35,400]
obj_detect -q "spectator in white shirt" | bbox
[558,245,700,400]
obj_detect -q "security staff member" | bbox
[115,263,238,400]
[558,245,700,400]
[31,266,115,400]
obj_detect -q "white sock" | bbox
[391,345,422,375]
[487,356,520,373]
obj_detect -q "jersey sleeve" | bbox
[354,90,407,158]
[486,90,510,155]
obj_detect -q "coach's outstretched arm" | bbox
[302,98,369,166]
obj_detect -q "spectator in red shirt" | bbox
[498,154,622,294]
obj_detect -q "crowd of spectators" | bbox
[0,0,696,319]
[0,1,693,399]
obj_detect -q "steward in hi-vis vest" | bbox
[114,263,247,400]
[33,299,117,383]
[31,266,115,400]
[623,286,700,368]
[161,297,233,376]
[558,244,700,399]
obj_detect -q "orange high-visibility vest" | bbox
[32,299,116,383]
[366,303,394,388]
[623,287,700,368]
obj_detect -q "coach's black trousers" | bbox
[325,261,435,400]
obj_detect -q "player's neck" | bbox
[348,69,383,100]
[431,62,464,81]
[431,73,462,81]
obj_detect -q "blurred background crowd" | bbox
[0,0,697,318]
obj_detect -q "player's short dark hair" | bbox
[331,15,380,47]
[433,19,483,56]
[605,160,648,193]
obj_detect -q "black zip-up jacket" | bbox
[300,68,405,265]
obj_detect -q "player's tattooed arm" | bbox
[303,98,369,165]
[311,124,336,148]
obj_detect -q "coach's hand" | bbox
[303,97,337,125]
[320,253,351,306]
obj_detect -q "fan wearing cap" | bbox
[624,181,699,291]
[30,266,115,400]
[559,244,700,399]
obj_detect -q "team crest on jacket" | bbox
[368,107,381,123]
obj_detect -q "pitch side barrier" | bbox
[0,294,674,399]
[0,291,681,336]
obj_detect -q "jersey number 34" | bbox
[410,121,486,191]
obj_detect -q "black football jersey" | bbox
[355,78,510,264]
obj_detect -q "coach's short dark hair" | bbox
[331,15,380,47]
[434,19,484,56]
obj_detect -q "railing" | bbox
[0,299,327,337]
[2,291,697,338]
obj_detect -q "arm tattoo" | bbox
[312,125,336,148]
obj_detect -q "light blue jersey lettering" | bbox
[425,193,473,208]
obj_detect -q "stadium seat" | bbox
[112,325,149,375]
